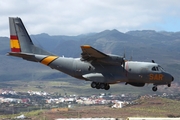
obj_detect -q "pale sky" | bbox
[1,0,180,37]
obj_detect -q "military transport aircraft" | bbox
[8,17,174,91]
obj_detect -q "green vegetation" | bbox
[0,77,167,96]
[0,110,44,119]
[123,97,180,117]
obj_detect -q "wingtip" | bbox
[81,45,91,48]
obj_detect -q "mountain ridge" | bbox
[0,29,180,92]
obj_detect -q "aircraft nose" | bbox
[165,73,174,82]
[172,76,174,81]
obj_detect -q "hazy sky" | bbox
[1,0,180,37]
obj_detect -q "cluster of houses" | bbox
[46,94,130,108]
[0,88,178,111]
[0,89,135,108]
[27,90,49,96]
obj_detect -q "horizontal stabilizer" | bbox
[8,52,37,62]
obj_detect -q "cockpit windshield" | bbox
[158,65,165,72]
[151,65,164,72]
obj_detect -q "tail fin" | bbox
[9,17,53,55]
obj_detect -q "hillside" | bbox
[0,29,180,94]
[1,97,180,119]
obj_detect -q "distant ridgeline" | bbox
[0,30,180,83]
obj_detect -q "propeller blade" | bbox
[122,57,126,71]
[122,50,126,71]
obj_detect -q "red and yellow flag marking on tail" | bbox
[10,35,21,52]
[40,56,58,65]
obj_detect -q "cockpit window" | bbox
[152,65,164,72]
[152,66,156,71]
[156,67,159,71]
[158,65,164,72]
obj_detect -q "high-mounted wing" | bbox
[81,45,124,65]
[81,45,108,61]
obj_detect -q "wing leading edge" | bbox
[81,45,108,61]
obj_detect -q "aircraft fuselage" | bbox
[8,17,174,92]
[35,55,173,87]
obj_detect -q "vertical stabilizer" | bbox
[9,17,33,53]
[9,17,53,55]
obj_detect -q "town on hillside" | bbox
[0,88,180,115]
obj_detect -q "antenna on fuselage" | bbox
[152,60,155,63]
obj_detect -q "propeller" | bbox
[122,50,133,70]
[122,52,126,70]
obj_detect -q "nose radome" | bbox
[172,76,174,81]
